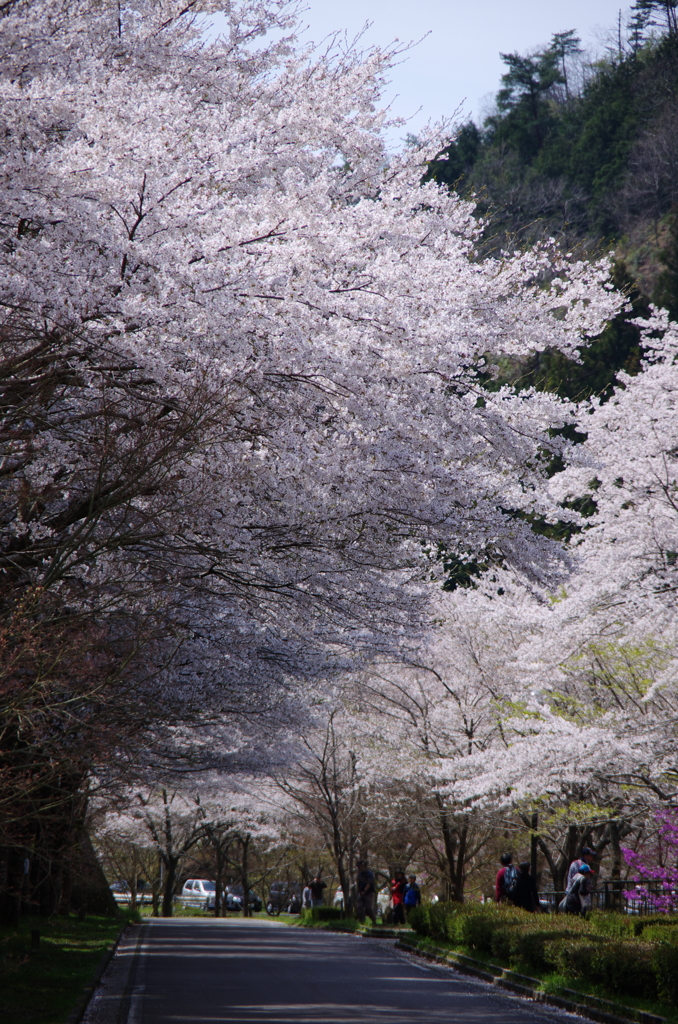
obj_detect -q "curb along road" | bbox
[122,924,147,1024]
[392,937,666,1024]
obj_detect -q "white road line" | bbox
[126,938,148,1024]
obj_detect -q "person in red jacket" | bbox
[391,870,406,925]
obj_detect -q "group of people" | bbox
[495,846,597,916]
[301,861,422,924]
[389,869,422,925]
[303,847,597,921]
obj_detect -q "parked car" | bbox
[110,880,152,906]
[376,886,390,916]
[333,884,390,916]
[180,878,217,910]
[266,882,301,915]
[224,884,263,913]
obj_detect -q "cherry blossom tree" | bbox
[353,593,523,900]
[197,784,284,916]
[423,315,678,890]
[97,778,284,916]
[0,0,627,913]
[535,312,678,805]
[0,0,622,636]
[136,789,206,917]
[274,708,368,912]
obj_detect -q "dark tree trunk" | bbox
[162,857,179,917]
[2,847,24,926]
[610,820,622,879]
[240,836,251,918]
[437,798,462,902]
[214,851,226,918]
[609,819,623,910]
[68,829,118,917]
[451,822,468,903]
[530,812,539,879]
[336,853,351,916]
[0,850,8,924]
[329,810,352,914]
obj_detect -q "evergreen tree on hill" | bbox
[428,18,678,253]
[550,30,583,102]
[633,0,678,38]
[424,11,678,406]
[424,122,481,192]
[655,212,678,319]
[486,48,563,162]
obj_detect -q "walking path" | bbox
[83,918,586,1024]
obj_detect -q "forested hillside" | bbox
[428,0,678,399]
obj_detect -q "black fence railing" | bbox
[538,881,677,915]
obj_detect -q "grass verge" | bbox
[0,912,136,1024]
[295,916,362,933]
[138,906,280,920]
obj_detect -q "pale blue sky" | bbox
[210,2,632,144]
[296,0,630,135]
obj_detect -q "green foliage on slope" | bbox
[428,12,678,318]
[427,8,678,411]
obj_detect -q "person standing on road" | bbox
[391,870,407,925]
[355,860,377,924]
[302,882,312,910]
[403,874,421,918]
[309,875,327,908]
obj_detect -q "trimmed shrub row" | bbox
[300,906,347,922]
[408,903,678,1006]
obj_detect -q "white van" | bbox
[180,879,216,910]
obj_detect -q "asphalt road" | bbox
[127,918,582,1024]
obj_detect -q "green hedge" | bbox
[300,907,348,922]
[654,943,678,1005]
[549,939,657,1000]
[407,903,678,1006]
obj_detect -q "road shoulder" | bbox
[80,924,145,1024]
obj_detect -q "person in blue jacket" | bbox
[403,874,421,918]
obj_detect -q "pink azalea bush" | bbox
[622,808,678,912]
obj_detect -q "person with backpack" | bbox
[495,853,518,903]
[403,874,421,917]
[562,863,593,916]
